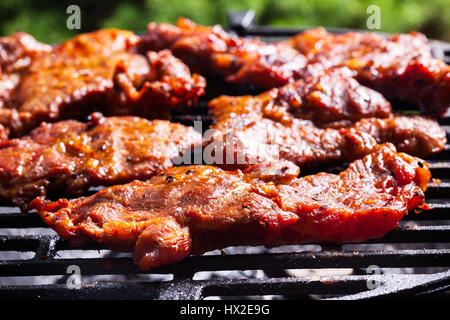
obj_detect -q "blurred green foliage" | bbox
[1,0,449,43]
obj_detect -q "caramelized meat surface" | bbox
[142,17,308,88]
[208,87,445,168]
[351,116,447,158]
[210,65,392,126]
[0,113,201,211]
[0,29,205,137]
[207,114,445,170]
[32,144,430,269]
[284,28,450,116]
[277,144,430,244]
[206,117,379,170]
[0,32,52,74]
[0,32,52,138]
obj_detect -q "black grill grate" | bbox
[0,15,449,300]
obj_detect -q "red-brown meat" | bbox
[351,116,447,158]
[207,88,445,169]
[210,65,392,126]
[0,32,52,73]
[141,17,308,88]
[284,28,450,116]
[0,32,52,138]
[0,113,201,211]
[205,117,379,170]
[32,144,430,270]
[0,29,205,137]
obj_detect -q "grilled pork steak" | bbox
[284,28,450,116]
[0,113,201,211]
[141,17,308,88]
[0,29,205,137]
[33,144,430,270]
[207,87,445,169]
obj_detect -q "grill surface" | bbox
[0,13,449,300]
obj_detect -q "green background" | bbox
[1,0,449,43]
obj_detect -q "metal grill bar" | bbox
[2,272,450,300]
[1,238,449,277]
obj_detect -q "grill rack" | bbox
[1,14,450,300]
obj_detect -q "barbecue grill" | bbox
[0,12,449,300]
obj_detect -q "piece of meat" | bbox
[210,65,392,126]
[242,159,300,184]
[0,32,52,138]
[284,28,450,116]
[351,116,447,158]
[276,144,430,244]
[141,17,308,88]
[0,32,51,75]
[207,99,446,169]
[0,124,8,142]
[31,144,430,270]
[205,117,379,170]
[0,112,201,211]
[0,29,205,137]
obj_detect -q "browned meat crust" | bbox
[207,115,445,170]
[351,116,447,158]
[0,29,205,137]
[207,84,445,169]
[206,117,379,170]
[0,32,51,76]
[284,28,450,116]
[141,17,308,88]
[0,113,201,211]
[0,124,8,142]
[32,144,430,270]
[0,32,52,139]
[210,65,392,126]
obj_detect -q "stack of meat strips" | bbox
[1,18,448,270]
